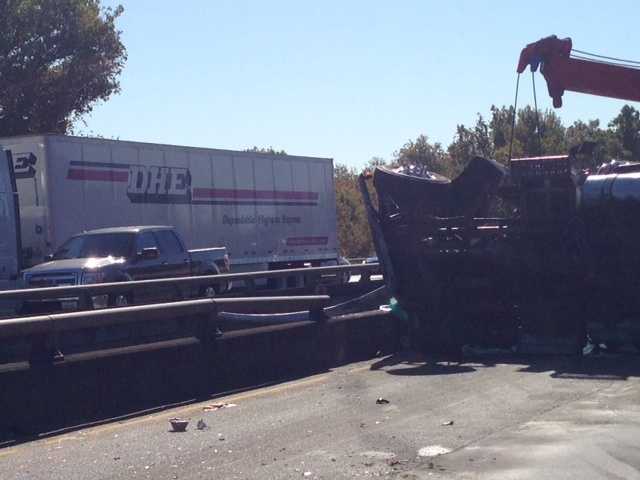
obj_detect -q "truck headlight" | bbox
[81,271,105,285]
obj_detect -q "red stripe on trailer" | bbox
[286,236,329,246]
[192,187,318,201]
[67,169,129,182]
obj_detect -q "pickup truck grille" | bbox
[27,273,78,288]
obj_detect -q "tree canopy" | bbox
[0,0,127,136]
[334,164,373,258]
[244,146,288,155]
[334,103,640,257]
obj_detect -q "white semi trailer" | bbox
[0,147,21,290]
[0,135,339,273]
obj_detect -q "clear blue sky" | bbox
[83,0,640,167]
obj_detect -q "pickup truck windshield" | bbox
[53,233,134,260]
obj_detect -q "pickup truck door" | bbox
[128,232,166,281]
[126,231,176,303]
[154,229,191,278]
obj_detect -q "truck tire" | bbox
[198,265,223,297]
[202,286,217,298]
[109,293,132,308]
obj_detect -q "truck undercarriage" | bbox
[360,35,640,355]
[361,153,640,354]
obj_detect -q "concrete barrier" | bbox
[0,309,398,442]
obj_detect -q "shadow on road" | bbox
[371,351,475,375]
[372,350,640,382]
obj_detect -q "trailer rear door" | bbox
[0,149,21,289]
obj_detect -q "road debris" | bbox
[197,419,209,430]
[218,433,226,441]
[376,398,390,405]
[303,472,312,477]
[441,420,454,426]
[203,402,238,412]
[361,451,396,461]
[169,418,189,432]
[418,446,452,457]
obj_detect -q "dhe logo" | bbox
[126,165,192,204]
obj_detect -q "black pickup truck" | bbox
[21,226,230,310]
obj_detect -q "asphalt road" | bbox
[2,352,640,479]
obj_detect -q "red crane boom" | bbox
[517,35,640,108]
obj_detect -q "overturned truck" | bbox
[360,153,640,354]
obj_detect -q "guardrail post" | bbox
[310,304,327,323]
[196,300,218,398]
[77,291,92,310]
[29,331,64,365]
[305,273,321,291]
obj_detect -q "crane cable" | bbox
[508,71,543,161]
[571,48,640,67]
[509,45,640,162]
[531,71,543,155]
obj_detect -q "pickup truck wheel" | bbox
[202,286,217,298]
[110,294,131,308]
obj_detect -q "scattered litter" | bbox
[418,446,452,457]
[169,418,189,432]
[376,398,390,405]
[203,403,237,412]
[441,420,454,426]
[218,433,226,441]
[197,419,209,430]
[583,341,597,356]
[303,472,312,477]
[361,451,396,461]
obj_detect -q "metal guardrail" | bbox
[0,264,380,304]
[0,295,331,364]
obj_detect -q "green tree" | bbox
[448,114,493,169]
[489,105,513,152]
[367,156,387,168]
[393,134,458,177]
[609,105,640,160]
[451,105,567,163]
[245,146,287,155]
[334,164,374,257]
[565,119,623,169]
[0,0,127,136]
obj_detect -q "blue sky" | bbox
[84,0,640,167]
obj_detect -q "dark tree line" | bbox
[335,104,640,257]
[0,0,126,136]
